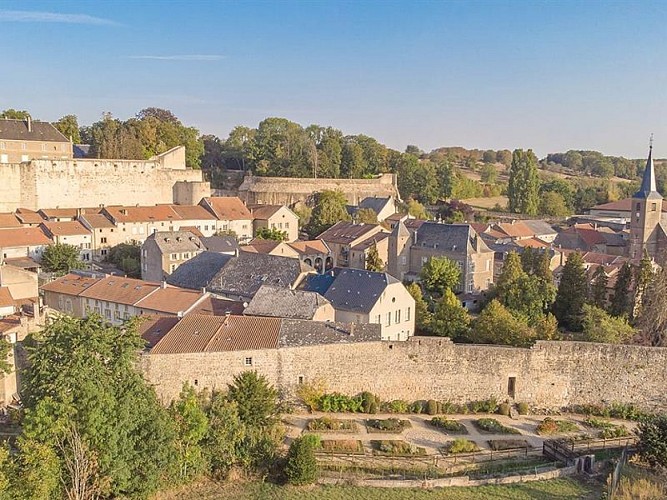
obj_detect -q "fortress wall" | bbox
[0,164,23,212]
[142,337,667,411]
[237,173,400,206]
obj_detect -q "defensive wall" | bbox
[141,336,667,411]
[236,173,400,206]
[0,147,209,211]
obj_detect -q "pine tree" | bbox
[552,252,588,331]
[534,250,553,282]
[633,251,654,318]
[610,262,633,318]
[520,247,534,274]
[507,149,539,215]
[365,242,384,272]
[496,251,524,295]
[589,266,609,310]
[430,288,471,340]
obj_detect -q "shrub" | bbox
[440,401,468,414]
[306,417,356,432]
[536,418,579,435]
[320,440,364,454]
[296,379,327,412]
[368,400,379,414]
[429,417,468,434]
[426,400,438,416]
[386,400,409,414]
[517,402,529,415]
[469,398,498,414]
[360,391,378,414]
[638,414,667,468]
[497,403,511,416]
[365,418,411,433]
[444,438,480,455]
[318,392,363,413]
[372,440,426,456]
[285,437,318,485]
[488,439,530,451]
[474,418,521,435]
[583,418,630,439]
[410,401,425,414]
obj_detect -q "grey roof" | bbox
[391,220,411,239]
[0,119,69,142]
[244,284,331,320]
[300,273,336,296]
[279,319,381,347]
[73,144,91,158]
[208,252,314,300]
[414,222,476,253]
[201,235,239,254]
[305,268,400,314]
[635,145,662,200]
[359,196,392,214]
[147,231,203,253]
[522,220,557,236]
[167,251,234,290]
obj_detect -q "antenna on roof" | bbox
[650,133,654,150]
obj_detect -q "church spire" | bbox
[634,136,661,199]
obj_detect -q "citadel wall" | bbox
[141,337,667,411]
[237,173,400,206]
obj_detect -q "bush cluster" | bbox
[567,403,650,422]
[372,440,426,456]
[365,418,411,433]
[536,417,579,435]
[473,418,521,435]
[428,417,468,434]
[306,417,356,432]
[444,438,480,455]
[583,418,631,439]
[285,435,319,485]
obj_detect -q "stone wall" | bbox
[0,149,204,211]
[141,337,667,411]
[237,173,400,206]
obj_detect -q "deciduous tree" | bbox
[306,190,351,237]
[53,115,81,143]
[419,256,461,296]
[472,300,535,347]
[430,289,470,340]
[405,283,432,334]
[581,304,636,344]
[508,149,539,215]
[255,227,288,241]
[41,243,82,275]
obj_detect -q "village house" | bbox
[317,221,388,269]
[14,208,46,227]
[168,204,219,237]
[78,213,117,260]
[39,220,93,262]
[287,240,333,274]
[301,268,415,341]
[241,239,301,259]
[243,284,335,321]
[0,227,52,261]
[249,204,299,242]
[41,273,209,326]
[199,197,254,243]
[355,196,397,222]
[141,230,205,282]
[0,118,73,164]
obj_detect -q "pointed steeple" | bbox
[634,138,661,200]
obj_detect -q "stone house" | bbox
[78,213,118,260]
[0,118,73,164]
[199,197,253,243]
[301,268,416,341]
[0,227,52,261]
[39,221,93,262]
[168,204,219,237]
[243,284,335,321]
[387,221,494,293]
[356,196,397,222]
[287,240,333,274]
[240,240,301,259]
[41,273,209,326]
[316,221,388,269]
[249,204,299,242]
[348,232,390,271]
[141,230,205,282]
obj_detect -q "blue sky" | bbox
[1,1,666,158]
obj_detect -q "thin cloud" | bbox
[129,55,225,61]
[0,10,119,26]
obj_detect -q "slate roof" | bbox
[200,235,239,254]
[208,252,313,299]
[317,221,383,244]
[522,220,557,236]
[359,196,392,214]
[189,296,246,316]
[166,251,234,290]
[73,144,91,158]
[244,285,331,320]
[146,231,203,253]
[302,268,400,314]
[0,119,69,142]
[249,204,283,219]
[414,222,480,253]
[279,319,381,347]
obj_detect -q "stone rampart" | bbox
[237,173,400,206]
[141,337,667,411]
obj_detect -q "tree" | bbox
[589,266,609,309]
[0,109,30,119]
[499,274,556,324]
[637,414,667,468]
[365,243,384,272]
[480,163,497,184]
[482,150,496,164]
[170,384,209,481]
[41,243,82,275]
[508,149,539,215]
[633,252,654,318]
[255,227,288,241]
[636,267,667,346]
[610,262,633,318]
[496,251,524,295]
[405,283,432,334]
[285,436,319,485]
[429,289,470,339]
[471,300,535,347]
[227,371,278,429]
[539,192,570,217]
[204,395,246,479]
[306,190,351,237]
[581,304,635,344]
[552,252,588,331]
[419,256,461,296]
[105,242,141,278]
[53,115,81,143]
[355,208,378,224]
[406,199,429,220]
[21,315,178,497]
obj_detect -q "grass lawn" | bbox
[154,477,601,499]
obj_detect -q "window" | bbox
[406,307,411,321]
[142,249,147,257]
[101,249,108,256]
[204,225,209,231]
[41,143,47,151]
[395,309,401,323]
[170,253,178,260]
[123,312,130,320]
[105,309,111,319]
[182,252,190,260]
[297,375,304,385]
[285,222,290,229]
[58,295,64,308]
[114,311,121,320]
[508,377,516,399]
[271,223,276,229]
[170,264,177,272]
[652,203,657,212]
[401,256,407,265]
[421,256,428,265]
[21,143,26,150]
[636,202,641,210]
[486,260,491,271]
[244,357,253,366]
[65,300,72,312]
[376,314,381,324]
[385,312,391,326]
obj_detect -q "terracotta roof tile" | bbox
[138,316,180,348]
[79,214,115,229]
[103,205,182,224]
[135,287,206,315]
[495,222,535,238]
[38,208,79,219]
[190,296,246,316]
[169,204,217,220]
[0,287,14,308]
[0,213,22,229]
[0,227,52,248]
[14,208,45,225]
[40,221,91,237]
[593,198,667,212]
[202,197,252,220]
[78,276,160,305]
[249,204,283,219]
[288,240,330,255]
[41,273,99,295]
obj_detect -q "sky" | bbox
[1,0,666,158]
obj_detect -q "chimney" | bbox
[350,323,355,336]
[27,116,32,133]
[161,281,167,289]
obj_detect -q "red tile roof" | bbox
[495,222,535,238]
[593,198,667,212]
[201,197,252,220]
[41,273,99,295]
[138,316,181,348]
[103,205,182,224]
[0,213,21,229]
[169,204,217,220]
[249,204,284,219]
[135,287,206,315]
[78,276,160,305]
[288,240,330,255]
[14,208,45,225]
[0,287,14,308]
[0,227,52,248]
[40,221,91,237]
[79,214,116,229]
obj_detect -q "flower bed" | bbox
[583,418,630,439]
[536,417,579,435]
[488,439,530,451]
[365,418,411,434]
[306,417,357,433]
[319,439,365,455]
[371,440,427,456]
[473,418,521,435]
[442,438,481,455]
[428,417,468,434]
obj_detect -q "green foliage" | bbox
[426,400,438,416]
[536,418,579,435]
[539,191,570,217]
[318,393,363,413]
[581,304,636,344]
[429,417,468,434]
[480,163,498,184]
[610,262,634,318]
[583,418,630,438]
[405,283,432,334]
[589,266,609,309]
[105,241,141,278]
[517,402,529,415]
[372,440,426,456]
[445,438,480,454]
[488,439,529,451]
[365,243,384,272]
[429,288,471,339]
[468,398,498,414]
[296,379,327,412]
[406,199,430,220]
[0,109,31,119]
[508,149,539,215]
[498,403,511,416]
[633,252,654,318]
[636,266,667,346]
[204,395,246,479]
[384,400,410,414]
[637,414,667,468]
[474,418,521,435]
[255,226,288,241]
[307,418,356,432]
[472,300,536,347]
[552,252,588,331]
[170,384,209,481]
[306,190,351,237]
[21,315,178,497]
[419,256,461,296]
[360,391,379,414]
[41,243,82,275]
[355,208,378,224]
[365,418,411,433]
[227,371,279,429]
[285,437,319,485]
[10,438,61,500]
[53,114,81,143]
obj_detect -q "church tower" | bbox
[629,141,663,261]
